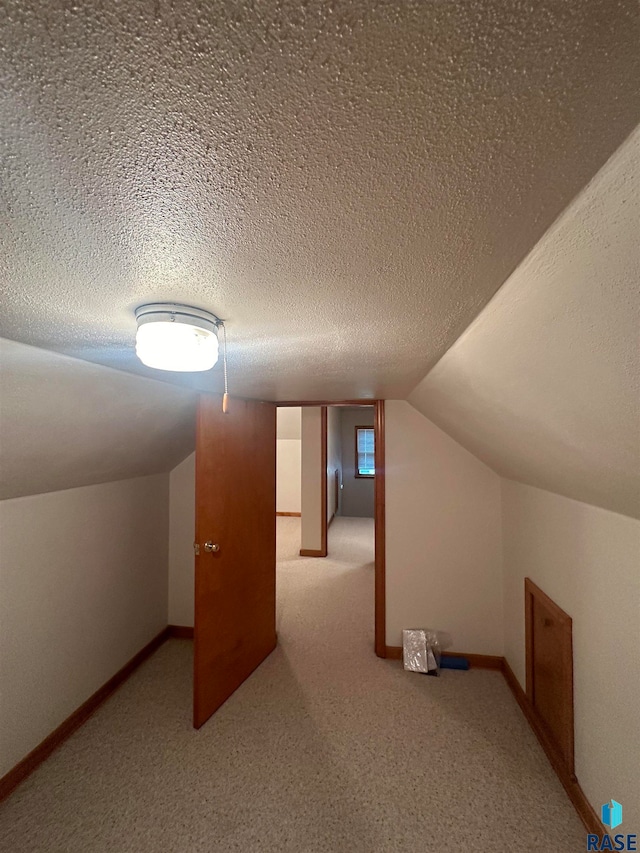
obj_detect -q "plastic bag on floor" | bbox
[402,628,441,676]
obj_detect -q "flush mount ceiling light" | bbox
[134,303,220,372]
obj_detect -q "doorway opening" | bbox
[275,401,385,657]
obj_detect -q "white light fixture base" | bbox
[134,303,220,372]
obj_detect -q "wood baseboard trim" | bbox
[501,659,602,835]
[299,548,325,557]
[385,645,601,834]
[328,512,336,529]
[168,625,194,639]
[276,511,301,517]
[0,626,603,837]
[0,626,170,804]
[384,646,502,669]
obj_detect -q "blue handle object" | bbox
[440,655,469,670]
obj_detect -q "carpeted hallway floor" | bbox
[0,517,585,852]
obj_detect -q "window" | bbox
[355,427,375,477]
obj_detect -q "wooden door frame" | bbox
[277,399,386,658]
[320,406,328,557]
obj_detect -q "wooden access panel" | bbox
[194,394,277,729]
[525,578,574,777]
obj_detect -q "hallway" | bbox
[0,518,584,852]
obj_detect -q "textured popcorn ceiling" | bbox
[409,128,640,519]
[1,0,639,400]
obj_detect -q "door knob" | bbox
[204,541,219,553]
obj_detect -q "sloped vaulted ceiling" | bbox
[0,338,197,500]
[0,0,639,400]
[409,128,640,519]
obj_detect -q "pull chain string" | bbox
[220,321,229,413]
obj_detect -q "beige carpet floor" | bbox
[0,517,585,852]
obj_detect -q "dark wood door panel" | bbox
[194,395,276,729]
[525,578,574,777]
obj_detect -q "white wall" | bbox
[340,407,375,518]
[385,401,503,654]
[408,128,640,520]
[277,407,302,440]
[168,452,195,627]
[502,479,640,830]
[0,337,196,501]
[0,474,169,777]
[327,406,342,521]
[300,407,323,553]
[276,408,301,514]
[277,442,301,514]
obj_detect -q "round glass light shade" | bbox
[135,304,219,372]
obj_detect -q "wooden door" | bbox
[194,394,277,729]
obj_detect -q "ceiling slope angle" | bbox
[0,338,197,500]
[408,127,640,520]
[0,1,639,400]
